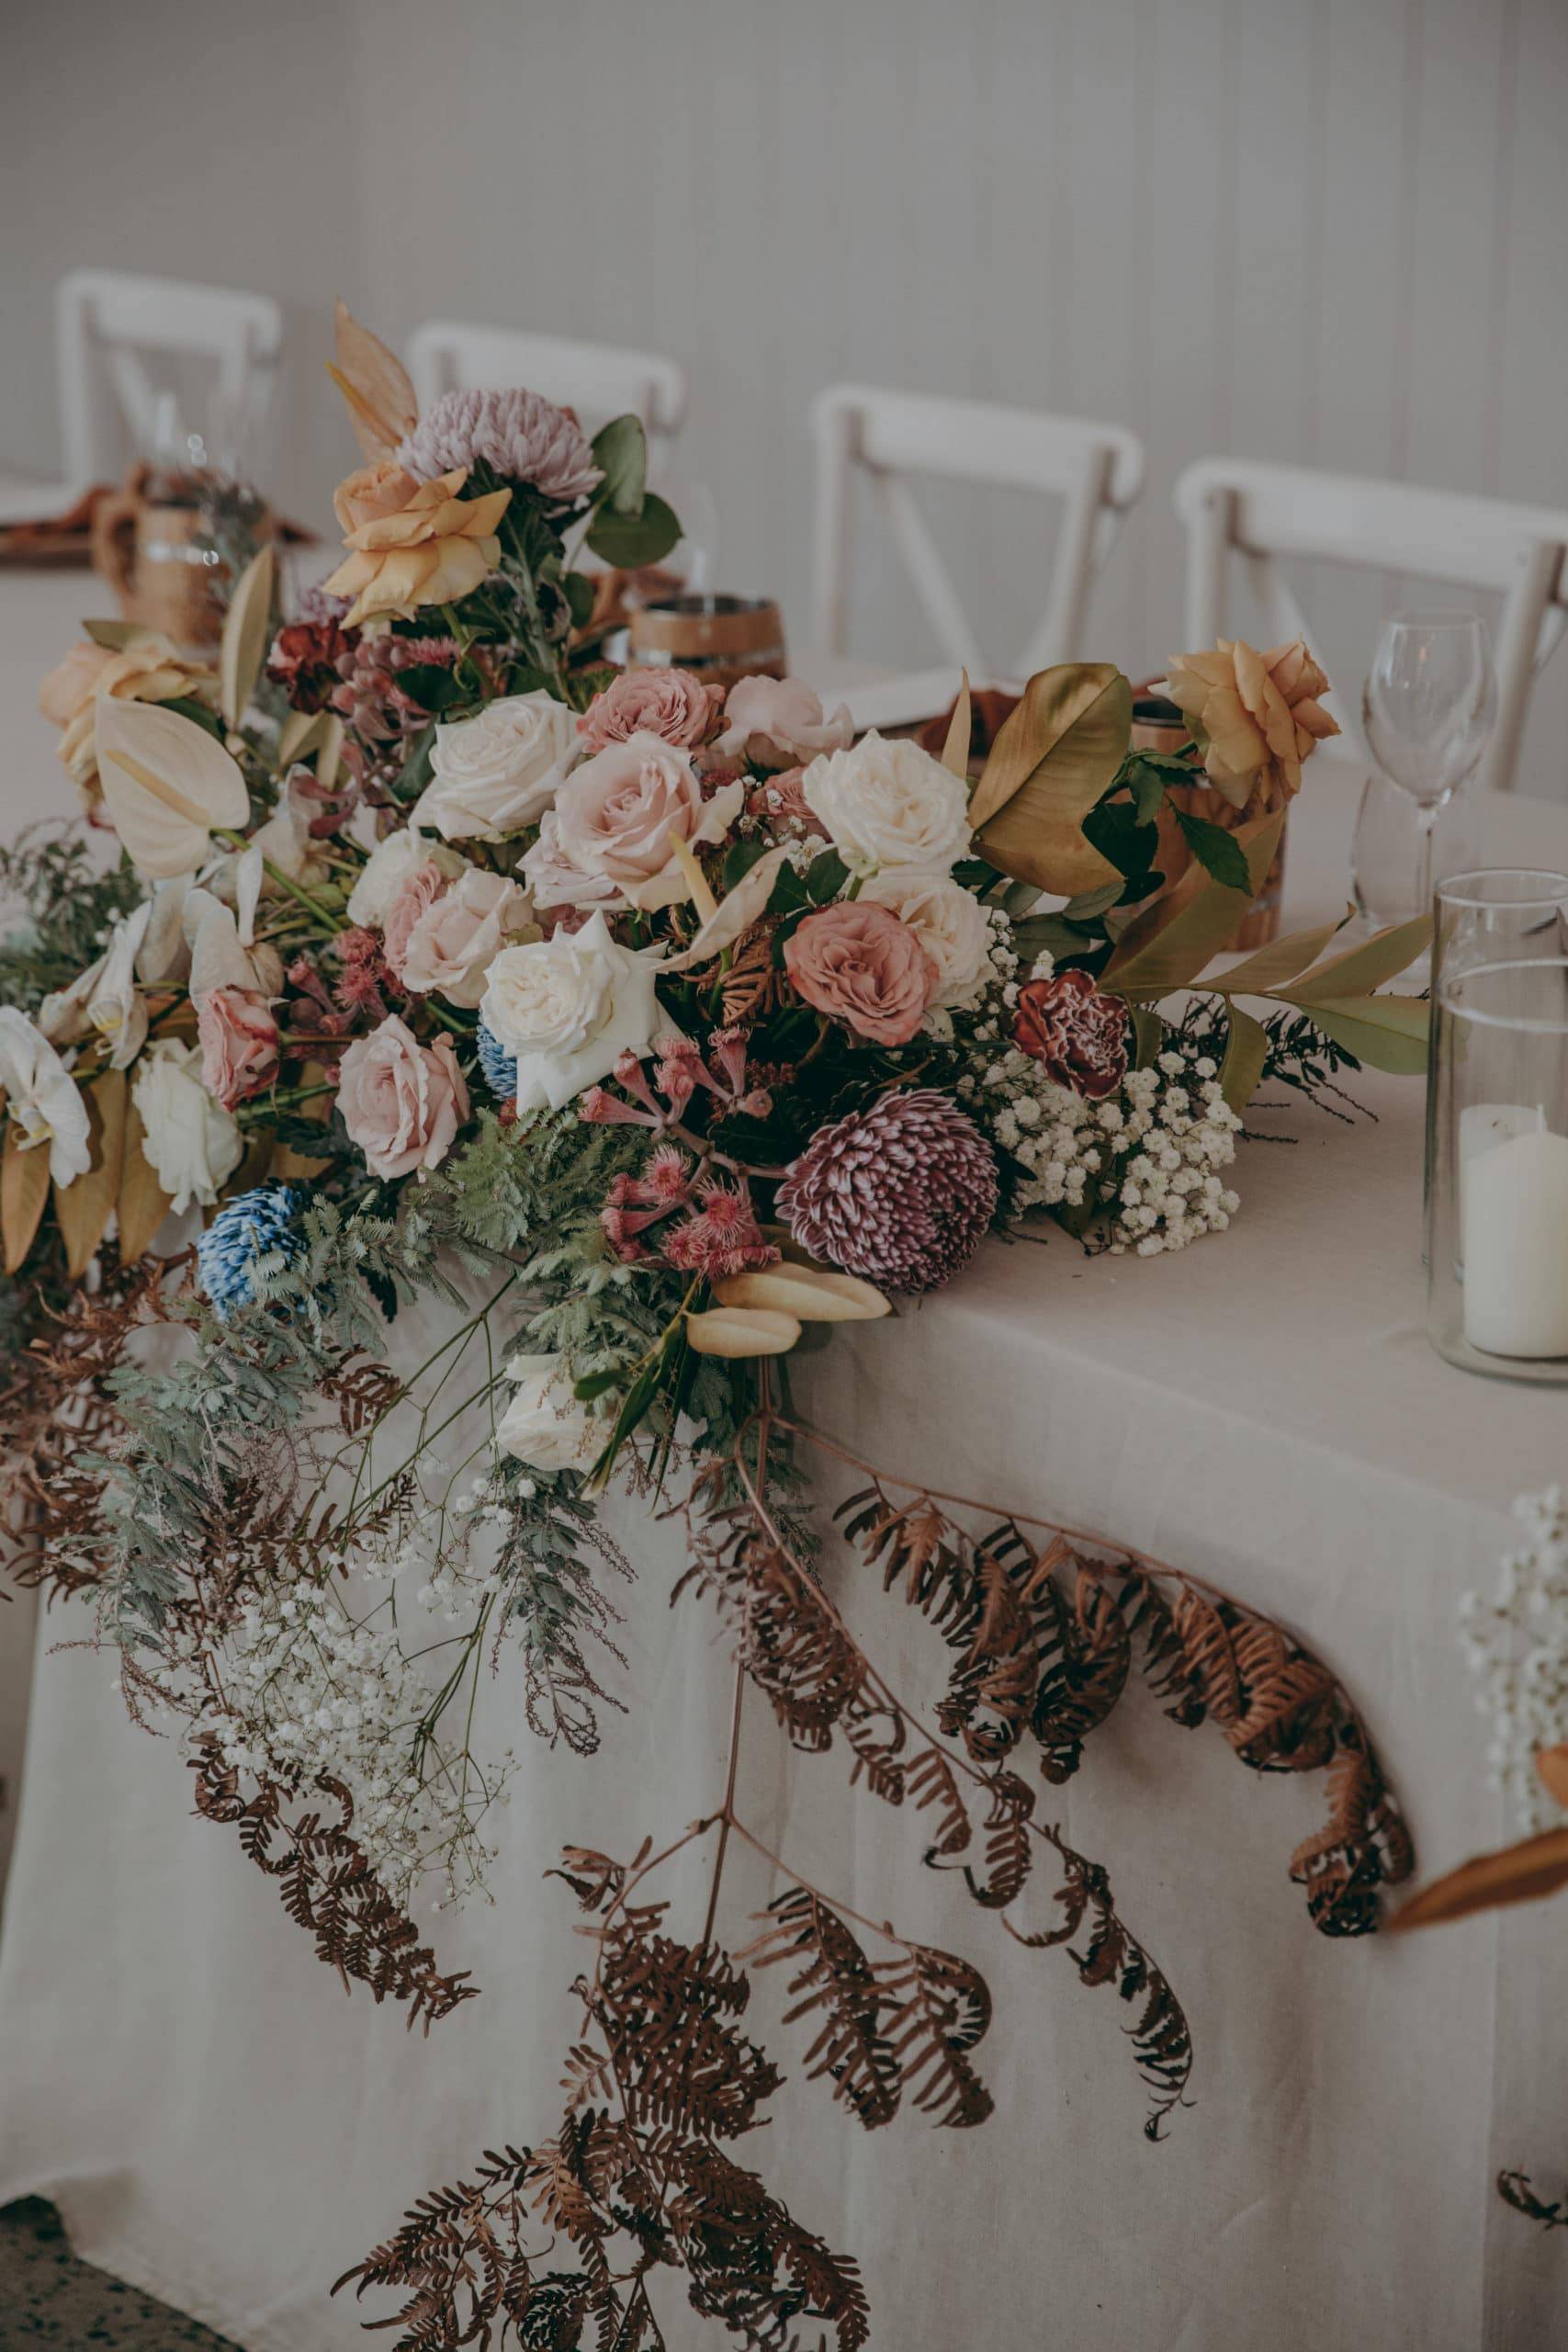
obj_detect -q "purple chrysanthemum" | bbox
[397,388,603,505]
[776,1088,998,1295]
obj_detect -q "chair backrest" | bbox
[55,268,283,489]
[809,383,1145,680]
[1175,456,1568,795]
[405,321,688,457]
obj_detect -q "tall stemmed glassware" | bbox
[1361,613,1497,934]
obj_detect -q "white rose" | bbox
[495,1351,597,1475]
[346,828,465,927]
[859,869,991,1007]
[131,1038,243,1213]
[801,730,972,876]
[416,692,580,840]
[0,1007,92,1187]
[479,910,662,1114]
[400,868,539,1008]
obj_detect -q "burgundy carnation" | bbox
[266,617,350,713]
[1012,969,1128,1100]
[776,1087,998,1295]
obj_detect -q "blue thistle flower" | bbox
[476,1019,518,1102]
[197,1183,306,1321]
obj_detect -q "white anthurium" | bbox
[662,842,794,971]
[95,696,250,878]
[248,791,332,892]
[186,889,281,999]
[137,874,197,984]
[0,1006,93,1187]
[479,910,665,1115]
[234,842,265,947]
[494,1351,597,1475]
[85,899,153,1068]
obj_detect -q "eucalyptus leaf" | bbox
[589,414,649,517]
[1268,990,1429,1074]
[585,492,681,570]
[1287,915,1434,1003]
[1215,910,1350,997]
[1063,880,1123,922]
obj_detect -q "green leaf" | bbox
[1219,1004,1270,1111]
[1130,1006,1164,1069]
[589,414,649,516]
[1213,910,1350,997]
[1062,880,1125,923]
[1101,808,1285,996]
[563,571,597,630]
[1010,913,1097,963]
[1125,758,1170,827]
[1287,916,1434,1003]
[1269,991,1429,1074]
[585,492,681,570]
[1173,808,1251,893]
[573,1368,626,1402]
[806,848,852,904]
[721,835,773,892]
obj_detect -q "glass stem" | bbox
[1416,800,1443,919]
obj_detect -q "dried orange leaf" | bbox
[54,1067,127,1280]
[117,1093,175,1264]
[1389,1825,1568,1929]
[1,1119,51,1273]
[939,670,973,780]
[220,541,276,729]
[1537,1744,1568,1812]
[330,298,418,460]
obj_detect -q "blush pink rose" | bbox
[521,811,623,914]
[749,763,825,833]
[336,1015,469,1180]
[577,668,725,753]
[711,675,854,771]
[400,868,536,1007]
[196,986,279,1109]
[381,860,451,980]
[784,901,935,1046]
[551,729,740,898]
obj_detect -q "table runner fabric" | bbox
[4,568,1568,2345]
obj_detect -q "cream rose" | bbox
[859,869,991,1008]
[712,675,854,770]
[415,692,580,840]
[0,1007,92,1188]
[346,828,466,927]
[495,1351,597,1476]
[549,731,743,910]
[335,1016,469,1181]
[131,1038,243,1212]
[40,636,213,816]
[399,868,538,1007]
[479,910,663,1114]
[801,731,971,876]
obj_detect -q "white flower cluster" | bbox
[960,948,1242,1255]
[1460,1486,1568,1833]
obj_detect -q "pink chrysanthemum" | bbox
[397,388,603,504]
[776,1088,998,1295]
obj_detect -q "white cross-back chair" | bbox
[55,268,283,489]
[405,322,688,460]
[809,384,1145,681]
[1175,457,1568,796]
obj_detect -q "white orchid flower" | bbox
[0,1006,92,1186]
[85,900,153,1068]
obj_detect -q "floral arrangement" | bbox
[1,308,1431,2349]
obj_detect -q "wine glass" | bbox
[1359,612,1497,932]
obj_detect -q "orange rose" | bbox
[39,635,215,815]
[1163,637,1339,809]
[323,465,511,628]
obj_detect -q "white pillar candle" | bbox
[1459,1102,1547,1166]
[1462,1126,1568,1358]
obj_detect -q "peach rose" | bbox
[381,860,452,980]
[784,901,935,1046]
[323,466,513,629]
[550,730,743,910]
[399,868,538,1007]
[335,1014,469,1181]
[711,675,854,771]
[196,985,279,1110]
[1163,637,1339,808]
[577,668,726,753]
[40,636,214,814]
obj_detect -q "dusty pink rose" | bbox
[549,730,742,904]
[380,860,451,980]
[577,668,725,753]
[521,811,623,915]
[784,901,935,1046]
[336,1014,469,1180]
[400,868,536,1007]
[749,763,824,832]
[712,675,854,771]
[196,986,279,1109]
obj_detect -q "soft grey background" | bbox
[2,0,1566,785]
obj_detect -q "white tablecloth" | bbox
[3,567,1568,2349]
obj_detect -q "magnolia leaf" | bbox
[1,1120,51,1274]
[1287,914,1434,1003]
[1391,1825,1568,1929]
[1537,1744,1568,1812]
[590,414,649,516]
[940,672,973,780]
[1269,990,1428,1074]
[970,663,1132,895]
[53,1067,127,1281]
[314,709,344,791]
[1102,809,1286,996]
[96,698,250,878]
[1216,910,1351,997]
[329,298,419,460]
[220,543,276,729]
[276,706,344,789]
[83,616,164,651]
[1219,1003,1271,1111]
[117,1095,175,1264]
[684,1306,801,1358]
